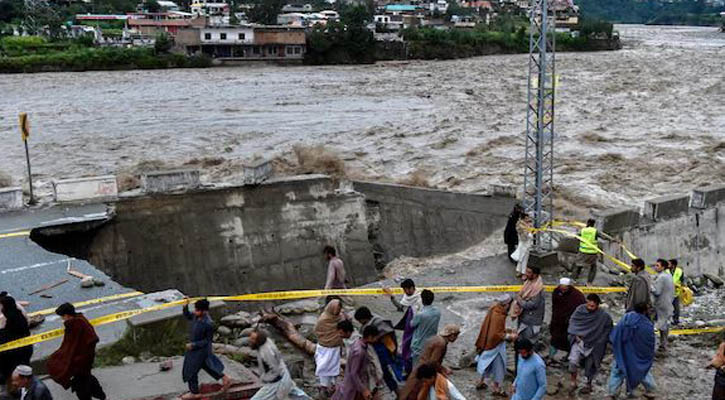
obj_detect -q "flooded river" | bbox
[1,24,724,210]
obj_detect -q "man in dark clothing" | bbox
[354,307,404,394]
[0,296,32,383]
[11,365,53,400]
[626,259,652,312]
[504,205,524,263]
[47,303,106,400]
[182,299,231,397]
[549,278,586,357]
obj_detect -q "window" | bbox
[286,46,293,55]
[294,47,301,54]
[220,33,227,40]
[204,33,211,40]
[253,46,259,55]
[238,33,245,40]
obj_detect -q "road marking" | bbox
[0,258,70,274]
[0,231,31,239]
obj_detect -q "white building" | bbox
[199,25,254,43]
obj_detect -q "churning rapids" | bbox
[1,24,724,210]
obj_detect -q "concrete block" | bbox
[556,237,579,253]
[594,207,640,234]
[141,169,200,193]
[528,251,558,269]
[52,176,118,203]
[243,159,273,185]
[643,194,690,220]
[0,187,23,211]
[690,184,725,209]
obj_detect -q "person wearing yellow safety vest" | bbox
[574,219,600,286]
[667,259,684,326]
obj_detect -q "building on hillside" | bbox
[427,0,447,14]
[459,0,493,12]
[281,3,313,12]
[277,12,308,26]
[384,4,419,15]
[128,18,195,35]
[176,25,306,61]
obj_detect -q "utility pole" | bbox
[18,113,35,205]
[523,0,556,251]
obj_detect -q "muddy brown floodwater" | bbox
[1,25,724,209]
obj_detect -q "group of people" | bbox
[0,296,106,400]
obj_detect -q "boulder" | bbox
[220,312,253,329]
[122,356,136,365]
[217,326,233,336]
[80,277,95,288]
[703,273,724,288]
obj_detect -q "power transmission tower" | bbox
[523,0,556,251]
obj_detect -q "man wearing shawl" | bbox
[706,340,725,400]
[400,324,460,399]
[250,329,310,400]
[652,259,674,352]
[332,325,378,400]
[47,303,106,400]
[474,294,515,397]
[510,267,545,345]
[385,279,423,373]
[314,300,351,395]
[181,299,231,398]
[354,307,404,394]
[567,294,613,395]
[626,259,651,312]
[549,278,586,357]
[607,303,657,399]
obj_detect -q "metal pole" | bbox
[24,140,35,205]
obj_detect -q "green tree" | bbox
[247,0,284,24]
[154,32,173,53]
[146,0,161,12]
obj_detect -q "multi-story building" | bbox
[176,24,306,61]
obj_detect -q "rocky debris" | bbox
[80,277,95,288]
[213,343,258,361]
[216,326,233,337]
[27,314,45,329]
[93,278,106,287]
[159,360,173,371]
[220,311,253,329]
[122,356,136,365]
[275,300,321,315]
[703,273,724,288]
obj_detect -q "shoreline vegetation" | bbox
[0,18,621,73]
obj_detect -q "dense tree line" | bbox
[577,0,725,25]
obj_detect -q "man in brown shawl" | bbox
[549,278,586,357]
[47,303,106,400]
[567,294,613,395]
[314,299,350,395]
[399,324,460,399]
[475,294,516,397]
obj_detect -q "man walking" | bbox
[409,290,440,367]
[504,204,524,264]
[626,259,651,312]
[668,259,684,325]
[324,246,346,290]
[511,267,545,346]
[608,303,657,399]
[652,259,675,352]
[475,294,515,397]
[314,300,351,396]
[47,303,106,400]
[511,338,547,400]
[181,299,231,398]
[567,294,613,395]
[354,307,404,394]
[332,325,378,400]
[574,219,600,285]
[549,278,585,358]
[385,278,422,373]
[250,329,309,400]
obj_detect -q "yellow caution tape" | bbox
[28,291,145,317]
[670,326,725,336]
[0,230,31,239]
[0,298,197,353]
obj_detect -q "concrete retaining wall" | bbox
[595,188,725,278]
[142,169,200,193]
[52,176,118,202]
[353,181,516,267]
[0,187,23,211]
[80,176,377,296]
